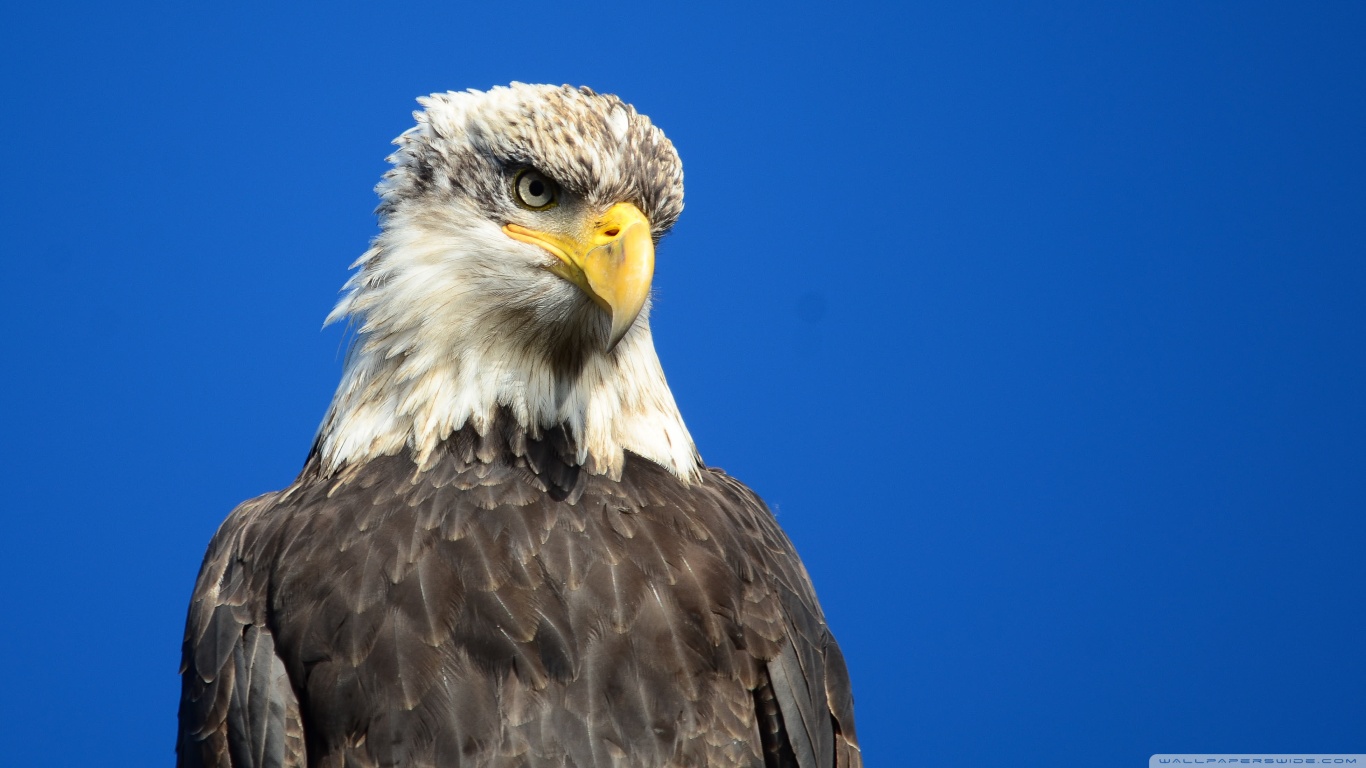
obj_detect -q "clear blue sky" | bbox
[2,2,1363,765]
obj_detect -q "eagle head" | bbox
[315,84,699,481]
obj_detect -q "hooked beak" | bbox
[503,202,654,350]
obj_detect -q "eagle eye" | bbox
[513,168,559,210]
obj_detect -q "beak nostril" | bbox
[603,227,620,237]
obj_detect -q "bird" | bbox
[177,83,861,768]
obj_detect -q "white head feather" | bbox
[314,84,700,481]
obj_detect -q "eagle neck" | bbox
[313,322,701,483]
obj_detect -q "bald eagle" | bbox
[177,84,861,768]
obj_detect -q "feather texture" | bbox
[178,416,860,767]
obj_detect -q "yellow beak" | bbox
[503,202,654,349]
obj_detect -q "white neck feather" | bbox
[313,209,701,482]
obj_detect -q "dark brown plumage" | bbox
[179,415,859,767]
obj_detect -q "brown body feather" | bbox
[178,414,860,767]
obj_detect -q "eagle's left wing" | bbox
[705,471,863,768]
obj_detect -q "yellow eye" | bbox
[513,168,559,210]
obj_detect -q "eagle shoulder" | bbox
[700,468,863,768]
[177,493,305,768]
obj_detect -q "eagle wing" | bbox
[177,494,306,768]
[707,472,862,768]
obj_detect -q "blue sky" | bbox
[2,2,1364,765]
